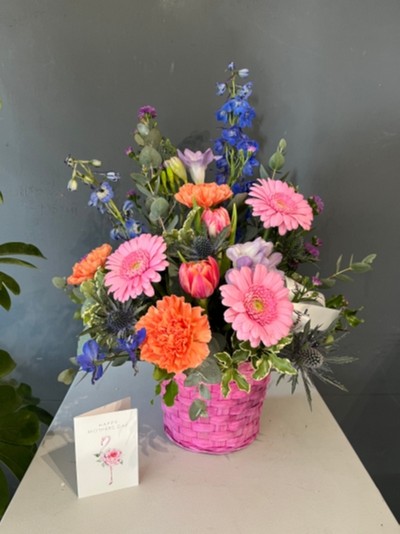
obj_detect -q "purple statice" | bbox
[138,105,157,120]
[77,339,105,384]
[213,64,259,185]
[309,195,324,215]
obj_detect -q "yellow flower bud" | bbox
[164,156,187,183]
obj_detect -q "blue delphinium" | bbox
[88,181,114,213]
[214,63,259,189]
[117,328,146,366]
[77,339,105,384]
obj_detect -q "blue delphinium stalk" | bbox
[214,62,259,190]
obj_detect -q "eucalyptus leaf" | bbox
[268,152,285,172]
[350,262,372,273]
[189,399,207,421]
[57,368,78,385]
[199,383,211,400]
[139,146,162,169]
[52,276,67,289]
[149,197,169,222]
[259,164,269,179]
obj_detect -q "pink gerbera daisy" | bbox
[104,234,168,302]
[246,178,313,235]
[220,264,293,348]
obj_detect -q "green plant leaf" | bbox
[232,369,250,392]
[221,369,234,397]
[189,399,207,421]
[0,285,11,310]
[268,353,297,375]
[0,242,45,258]
[0,258,38,268]
[0,385,22,416]
[0,273,20,295]
[0,442,36,480]
[0,350,16,378]
[253,357,271,380]
[57,368,78,385]
[163,379,179,407]
[0,408,40,445]
[199,383,211,400]
[214,351,232,368]
[149,197,169,222]
[24,405,53,427]
[350,262,372,273]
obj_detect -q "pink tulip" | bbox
[201,207,231,238]
[179,256,220,299]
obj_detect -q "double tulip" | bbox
[179,256,220,299]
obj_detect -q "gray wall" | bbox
[1,0,399,519]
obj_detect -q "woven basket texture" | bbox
[161,363,270,454]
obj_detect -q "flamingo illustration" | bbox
[95,435,123,485]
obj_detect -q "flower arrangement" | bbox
[55,62,375,418]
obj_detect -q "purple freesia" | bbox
[226,237,283,272]
[177,148,216,184]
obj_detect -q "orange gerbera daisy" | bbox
[175,182,232,209]
[67,243,112,285]
[136,295,211,374]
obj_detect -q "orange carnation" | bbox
[67,243,113,285]
[136,295,211,374]
[175,182,233,209]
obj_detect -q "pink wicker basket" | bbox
[161,363,270,454]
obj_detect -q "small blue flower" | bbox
[227,61,235,71]
[105,171,121,182]
[238,68,250,78]
[118,328,146,363]
[88,182,114,212]
[77,339,105,384]
[216,82,226,96]
[237,82,253,99]
[125,218,142,238]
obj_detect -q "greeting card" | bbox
[74,397,138,498]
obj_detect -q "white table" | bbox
[1,363,399,534]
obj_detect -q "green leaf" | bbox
[189,399,207,421]
[0,242,45,259]
[139,146,162,169]
[23,405,53,427]
[52,276,67,289]
[268,152,285,172]
[199,383,211,400]
[149,197,169,222]
[0,408,40,445]
[0,441,36,480]
[0,273,20,295]
[163,379,179,407]
[268,353,297,375]
[259,164,269,179]
[335,273,353,282]
[253,357,271,380]
[130,172,149,185]
[0,467,10,518]
[350,262,372,273]
[152,366,172,382]
[0,350,16,378]
[57,368,78,385]
[336,255,343,272]
[232,369,250,392]
[0,258,38,268]
[221,369,234,397]
[214,351,232,368]
[362,253,377,265]
[232,349,251,364]
[0,285,11,310]
[0,385,22,416]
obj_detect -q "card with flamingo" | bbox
[73,397,138,498]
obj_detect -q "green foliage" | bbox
[0,191,52,517]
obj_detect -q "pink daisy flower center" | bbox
[122,250,149,277]
[270,193,296,213]
[244,286,277,324]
